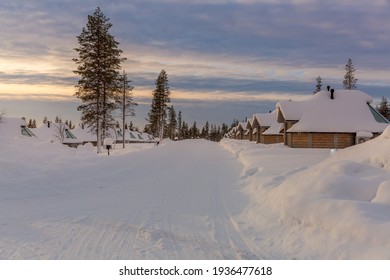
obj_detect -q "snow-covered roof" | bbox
[263,123,283,135]
[73,126,154,143]
[72,126,97,142]
[253,111,277,127]
[237,122,247,130]
[277,89,389,133]
[32,123,83,144]
[246,117,253,129]
[276,100,305,121]
[0,117,36,139]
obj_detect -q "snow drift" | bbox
[221,125,390,259]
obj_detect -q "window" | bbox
[21,126,36,137]
[368,104,390,123]
[65,129,77,139]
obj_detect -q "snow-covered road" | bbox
[0,140,262,259]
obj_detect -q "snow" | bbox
[276,99,304,121]
[0,117,33,139]
[356,130,374,138]
[72,126,97,142]
[277,90,388,133]
[2,122,390,259]
[253,111,277,127]
[262,123,283,135]
[237,122,247,133]
[221,129,390,259]
[246,117,253,129]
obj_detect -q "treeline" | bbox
[22,116,75,129]
[145,103,234,142]
[167,118,230,142]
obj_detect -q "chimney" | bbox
[327,86,330,91]
[330,89,335,99]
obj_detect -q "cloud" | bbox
[2,0,390,125]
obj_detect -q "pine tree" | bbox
[73,7,126,153]
[313,76,322,94]
[204,121,209,139]
[43,116,48,124]
[209,124,215,141]
[343,58,358,90]
[181,121,189,139]
[177,111,182,140]
[167,106,177,140]
[147,69,171,141]
[221,123,229,137]
[119,71,137,148]
[190,121,199,138]
[230,118,239,129]
[378,96,390,120]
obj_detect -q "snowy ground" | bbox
[1,130,390,259]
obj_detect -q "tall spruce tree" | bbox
[343,58,358,90]
[119,71,137,148]
[313,76,322,94]
[177,110,182,140]
[167,105,177,140]
[73,7,125,153]
[147,69,171,141]
[204,121,210,139]
[181,121,189,139]
[190,121,199,138]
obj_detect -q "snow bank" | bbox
[221,128,390,259]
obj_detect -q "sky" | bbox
[1,0,390,128]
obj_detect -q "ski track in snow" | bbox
[0,139,263,259]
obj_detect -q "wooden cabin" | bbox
[262,122,284,144]
[251,111,282,144]
[246,117,259,142]
[276,89,389,149]
[236,122,249,140]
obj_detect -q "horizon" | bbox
[1,0,390,128]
